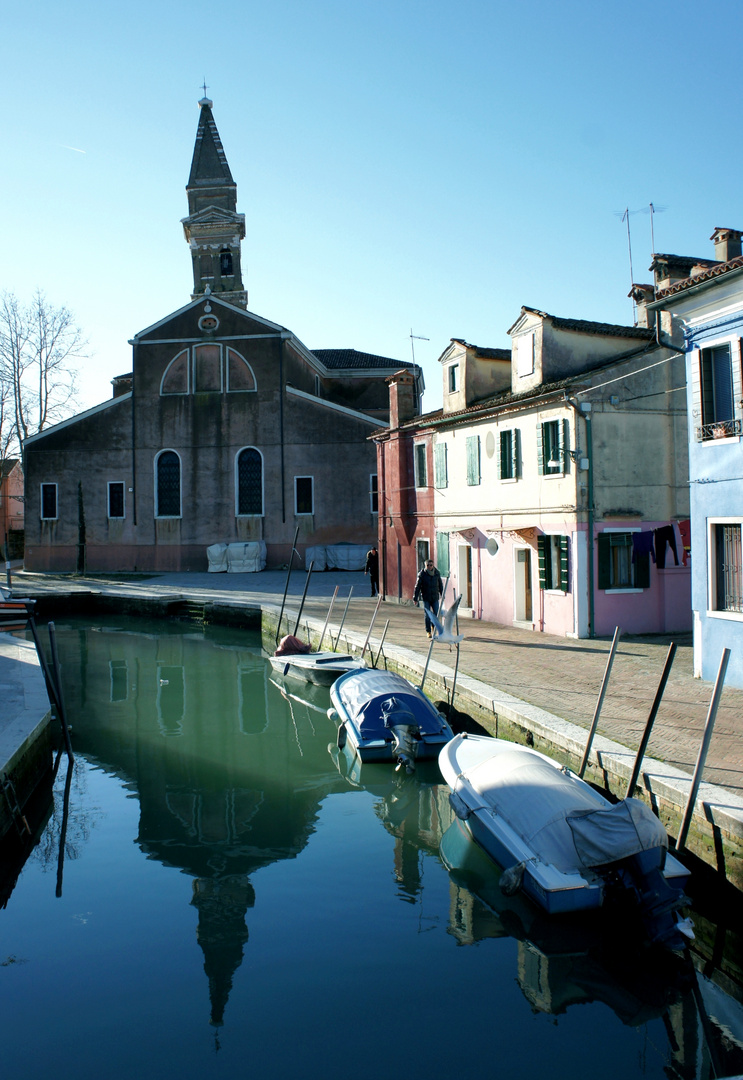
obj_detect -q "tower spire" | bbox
[181,96,247,308]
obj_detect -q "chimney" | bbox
[387,370,416,428]
[629,284,655,328]
[711,227,743,264]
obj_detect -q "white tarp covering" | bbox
[567,799,668,868]
[305,545,327,571]
[305,544,369,571]
[223,541,267,573]
[207,544,229,572]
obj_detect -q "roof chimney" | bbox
[711,227,743,264]
[387,370,416,428]
[629,284,655,328]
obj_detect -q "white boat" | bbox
[329,668,454,773]
[0,595,34,627]
[439,732,692,949]
[269,650,367,687]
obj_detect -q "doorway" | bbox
[458,545,473,607]
[514,547,532,623]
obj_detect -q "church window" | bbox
[236,448,263,515]
[156,451,181,518]
[161,350,189,395]
[220,250,234,276]
[200,254,214,279]
[295,476,314,515]
[227,348,256,392]
[40,483,58,520]
[108,482,125,519]
[193,344,222,392]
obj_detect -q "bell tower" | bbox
[182,96,247,308]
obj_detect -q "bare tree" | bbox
[0,290,86,453]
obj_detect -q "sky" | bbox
[3,0,743,418]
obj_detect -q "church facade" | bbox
[24,98,421,572]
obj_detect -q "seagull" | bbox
[424,594,464,643]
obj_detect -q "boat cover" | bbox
[461,746,668,874]
[334,670,443,740]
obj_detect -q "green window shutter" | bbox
[559,535,569,591]
[466,436,480,485]
[436,532,450,576]
[634,551,650,588]
[537,423,545,475]
[597,533,611,589]
[513,429,521,478]
[562,419,570,472]
[537,535,547,589]
[434,443,448,488]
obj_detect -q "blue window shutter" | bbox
[466,436,480,485]
[434,443,448,488]
[436,532,450,576]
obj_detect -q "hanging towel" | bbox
[654,525,679,569]
[632,531,656,563]
[678,520,691,566]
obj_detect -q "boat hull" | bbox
[269,652,366,687]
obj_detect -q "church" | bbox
[24,97,422,572]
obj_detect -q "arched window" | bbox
[156,451,181,517]
[161,349,189,395]
[220,249,234,276]
[236,448,263,516]
[227,348,256,392]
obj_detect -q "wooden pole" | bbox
[579,626,621,778]
[373,620,390,669]
[292,561,314,637]
[318,587,339,651]
[675,648,730,851]
[361,594,383,658]
[275,525,300,644]
[625,641,676,799]
[48,621,74,763]
[333,588,354,649]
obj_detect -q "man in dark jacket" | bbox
[365,545,379,596]
[413,559,443,637]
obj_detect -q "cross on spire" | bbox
[200,79,209,99]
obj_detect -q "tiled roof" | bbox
[0,458,20,477]
[312,349,414,371]
[451,339,511,360]
[519,307,654,340]
[655,254,743,299]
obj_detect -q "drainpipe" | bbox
[565,395,594,639]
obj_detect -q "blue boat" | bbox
[329,669,454,773]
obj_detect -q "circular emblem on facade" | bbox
[199,313,219,333]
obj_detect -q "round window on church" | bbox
[199,314,219,333]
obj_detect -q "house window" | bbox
[712,523,743,613]
[466,436,481,486]
[516,332,534,377]
[108,482,125,519]
[220,249,234,276]
[40,483,57,520]
[295,476,314,515]
[434,443,448,488]
[236,448,263,515]
[436,532,450,576]
[370,474,378,514]
[537,535,568,591]
[597,532,649,590]
[414,442,428,488]
[699,344,738,439]
[447,364,459,393]
[416,539,430,570]
[499,429,520,480]
[156,451,181,518]
[538,419,569,475]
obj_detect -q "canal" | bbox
[1,615,742,1079]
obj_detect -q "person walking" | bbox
[413,559,443,637]
[365,545,380,597]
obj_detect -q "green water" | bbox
[1,616,740,1080]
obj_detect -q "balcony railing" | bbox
[697,418,743,442]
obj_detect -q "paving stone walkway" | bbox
[12,569,743,796]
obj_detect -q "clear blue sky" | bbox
[3,0,742,416]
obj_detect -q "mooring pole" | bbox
[276,525,300,644]
[675,648,730,852]
[318,587,339,651]
[292,561,314,637]
[419,634,436,691]
[579,626,621,778]
[361,595,383,658]
[333,588,354,649]
[626,641,677,799]
[448,641,462,714]
[48,621,74,763]
[373,620,390,669]
[4,541,12,595]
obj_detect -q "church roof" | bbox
[312,348,414,371]
[188,98,235,188]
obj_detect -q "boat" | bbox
[329,668,454,773]
[0,595,35,628]
[439,732,692,949]
[269,650,367,687]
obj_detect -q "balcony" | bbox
[697,418,742,442]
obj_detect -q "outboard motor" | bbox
[381,697,420,774]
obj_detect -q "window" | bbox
[40,483,57,520]
[447,364,459,393]
[108,482,125,519]
[414,442,428,488]
[162,345,256,395]
[499,429,520,480]
[516,332,535,377]
[537,535,568,591]
[226,349,256,392]
[436,532,450,576]
[538,419,569,475]
[220,249,234,276]
[417,539,430,570]
[466,436,481,486]
[236,448,263,515]
[434,443,448,488]
[699,344,738,440]
[193,343,222,392]
[295,476,314,515]
[156,451,181,518]
[712,523,743,613]
[370,474,378,514]
[597,532,650,590]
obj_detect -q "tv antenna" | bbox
[613,203,668,322]
[410,329,429,365]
